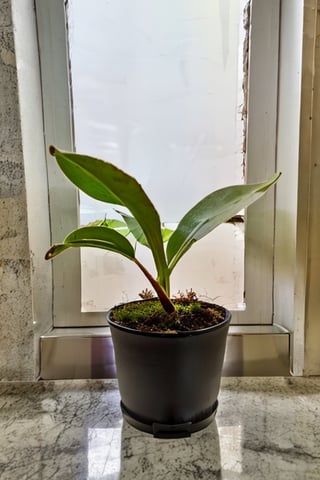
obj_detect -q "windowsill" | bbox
[42,323,289,338]
[40,325,290,379]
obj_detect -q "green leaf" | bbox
[86,218,129,236]
[50,147,169,290]
[45,226,135,260]
[116,210,149,247]
[161,227,174,243]
[166,172,281,272]
[45,243,70,260]
[117,212,174,248]
[52,148,123,205]
[106,219,129,231]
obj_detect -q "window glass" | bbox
[67,0,247,311]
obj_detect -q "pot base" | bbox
[121,400,218,438]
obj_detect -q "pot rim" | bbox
[107,299,231,338]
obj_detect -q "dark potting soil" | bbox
[109,300,227,333]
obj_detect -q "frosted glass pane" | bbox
[67,0,246,312]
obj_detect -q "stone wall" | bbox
[0,0,34,380]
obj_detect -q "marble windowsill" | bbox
[0,378,319,480]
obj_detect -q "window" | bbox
[68,0,246,312]
[35,0,280,327]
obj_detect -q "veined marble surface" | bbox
[0,377,319,480]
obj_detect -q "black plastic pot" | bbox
[107,301,231,438]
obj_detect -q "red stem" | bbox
[134,259,175,313]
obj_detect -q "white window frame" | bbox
[35,0,280,327]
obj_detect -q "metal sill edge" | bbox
[40,325,290,379]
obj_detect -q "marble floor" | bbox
[0,377,319,479]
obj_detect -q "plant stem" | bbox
[134,259,175,313]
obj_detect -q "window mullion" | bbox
[232,0,280,324]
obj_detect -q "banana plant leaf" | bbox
[116,210,149,248]
[50,147,169,289]
[166,172,281,272]
[87,218,130,236]
[45,226,135,260]
[116,211,174,248]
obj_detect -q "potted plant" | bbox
[45,146,280,438]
